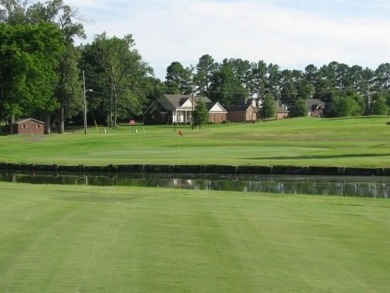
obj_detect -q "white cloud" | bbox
[67,0,390,79]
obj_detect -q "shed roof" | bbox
[13,118,44,125]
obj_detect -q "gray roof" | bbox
[159,95,211,111]
[305,99,325,111]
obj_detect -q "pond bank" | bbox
[1,163,389,176]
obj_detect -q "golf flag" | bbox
[179,130,183,136]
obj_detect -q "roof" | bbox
[226,104,255,112]
[13,118,44,125]
[157,94,212,111]
[275,102,289,113]
[305,99,325,111]
[208,102,227,113]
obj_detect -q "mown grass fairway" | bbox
[0,182,389,292]
[1,116,390,167]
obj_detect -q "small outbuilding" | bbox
[13,118,45,135]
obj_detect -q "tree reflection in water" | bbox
[1,171,389,198]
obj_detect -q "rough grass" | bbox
[0,182,389,292]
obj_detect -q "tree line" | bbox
[1,0,389,134]
[165,56,390,118]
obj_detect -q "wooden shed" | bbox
[13,118,45,135]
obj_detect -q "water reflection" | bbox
[0,171,389,198]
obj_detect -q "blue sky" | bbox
[66,0,390,80]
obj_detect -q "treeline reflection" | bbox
[1,171,389,198]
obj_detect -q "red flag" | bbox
[179,130,183,136]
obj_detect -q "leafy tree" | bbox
[374,63,390,92]
[259,94,276,120]
[328,95,362,117]
[27,0,85,133]
[209,59,248,106]
[192,98,208,128]
[193,54,217,96]
[165,61,192,94]
[228,58,252,91]
[55,44,82,133]
[265,63,281,98]
[81,33,152,127]
[249,60,268,99]
[288,98,307,118]
[280,69,300,106]
[370,94,389,115]
[0,23,65,133]
[0,0,27,24]
[1,0,85,133]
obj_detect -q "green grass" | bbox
[1,116,390,167]
[0,182,389,292]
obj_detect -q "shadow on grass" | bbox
[249,153,390,161]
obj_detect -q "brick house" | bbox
[306,99,325,117]
[144,94,227,124]
[13,118,45,135]
[226,104,257,122]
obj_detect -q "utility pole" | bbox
[83,70,87,134]
[83,71,92,134]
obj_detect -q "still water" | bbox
[1,171,389,198]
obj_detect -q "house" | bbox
[12,118,45,135]
[275,102,289,119]
[144,94,227,124]
[247,97,289,120]
[306,99,325,117]
[226,104,257,122]
[256,101,289,120]
[208,102,227,123]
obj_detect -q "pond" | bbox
[1,170,389,198]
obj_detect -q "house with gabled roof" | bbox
[306,99,325,117]
[226,104,257,122]
[208,102,228,123]
[144,94,227,124]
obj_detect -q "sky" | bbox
[65,0,390,80]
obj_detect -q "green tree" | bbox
[193,54,217,96]
[259,94,276,120]
[192,98,208,128]
[288,98,307,118]
[370,94,389,115]
[0,0,27,24]
[55,44,82,133]
[250,60,268,99]
[209,59,248,106]
[328,94,362,117]
[265,63,281,98]
[0,23,65,133]
[165,61,193,95]
[81,33,152,127]
[1,0,85,133]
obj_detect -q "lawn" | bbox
[0,116,390,168]
[0,182,389,292]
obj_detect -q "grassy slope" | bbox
[0,182,389,292]
[0,116,389,167]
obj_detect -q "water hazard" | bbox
[0,171,389,198]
